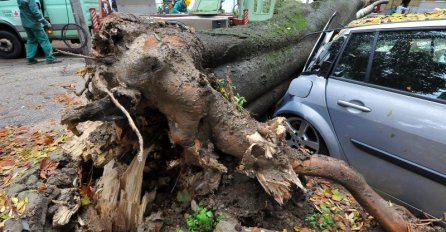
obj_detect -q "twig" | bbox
[76,74,92,96]
[170,165,184,193]
[54,49,98,60]
[94,71,145,161]
[411,217,446,226]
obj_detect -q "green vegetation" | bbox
[215,79,247,112]
[305,212,335,230]
[186,206,223,232]
[305,188,345,230]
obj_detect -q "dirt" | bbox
[145,155,312,231]
[103,136,383,231]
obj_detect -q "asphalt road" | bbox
[0,56,85,129]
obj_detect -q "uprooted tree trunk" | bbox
[200,0,366,115]
[88,0,369,117]
[61,6,413,231]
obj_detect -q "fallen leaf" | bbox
[47,145,58,152]
[79,184,93,198]
[80,195,90,206]
[176,190,192,203]
[75,67,88,77]
[51,94,80,106]
[16,200,26,214]
[154,33,162,41]
[11,197,18,205]
[37,184,47,192]
[35,137,53,146]
[0,157,15,168]
[12,137,27,145]
[14,127,28,135]
[331,189,343,201]
[0,128,7,138]
[300,228,313,232]
[48,132,58,137]
[39,157,59,179]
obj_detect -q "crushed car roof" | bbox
[347,8,446,31]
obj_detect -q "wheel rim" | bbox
[284,117,320,153]
[0,39,13,53]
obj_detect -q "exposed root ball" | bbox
[62,13,411,232]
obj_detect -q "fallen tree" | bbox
[59,1,421,230]
[89,0,367,117]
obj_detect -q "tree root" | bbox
[76,74,92,97]
[62,13,415,231]
[93,71,145,161]
[292,155,409,232]
[54,49,98,60]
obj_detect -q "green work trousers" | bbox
[24,27,55,62]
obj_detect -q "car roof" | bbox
[346,19,446,32]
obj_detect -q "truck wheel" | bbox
[0,30,24,59]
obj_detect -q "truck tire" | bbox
[0,30,24,59]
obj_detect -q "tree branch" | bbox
[292,155,409,232]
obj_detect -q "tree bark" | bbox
[198,0,365,65]
[195,0,367,114]
[62,9,412,231]
[292,155,408,232]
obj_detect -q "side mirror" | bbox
[309,64,320,71]
[333,66,345,76]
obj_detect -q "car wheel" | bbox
[0,30,24,59]
[283,116,328,154]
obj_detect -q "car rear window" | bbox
[370,30,446,102]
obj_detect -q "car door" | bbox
[325,29,446,217]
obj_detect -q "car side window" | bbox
[370,30,446,102]
[332,33,375,81]
[307,35,346,76]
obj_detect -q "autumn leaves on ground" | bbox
[0,1,445,231]
[0,126,72,227]
[0,125,377,231]
[0,63,380,231]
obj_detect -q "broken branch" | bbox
[293,155,408,232]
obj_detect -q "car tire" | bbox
[283,116,328,155]
[0,30,24,59]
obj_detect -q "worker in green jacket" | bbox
[17,0,61,64]
[172,0,188,14]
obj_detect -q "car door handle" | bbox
[337,100,371,112]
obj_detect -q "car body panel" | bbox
[275,19,446,218]
[274,75,346,161]
[326,78,446,217]
[288,78,313,98]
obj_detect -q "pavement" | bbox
[0,56,85,129]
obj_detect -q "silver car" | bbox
[274,19,446,218]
